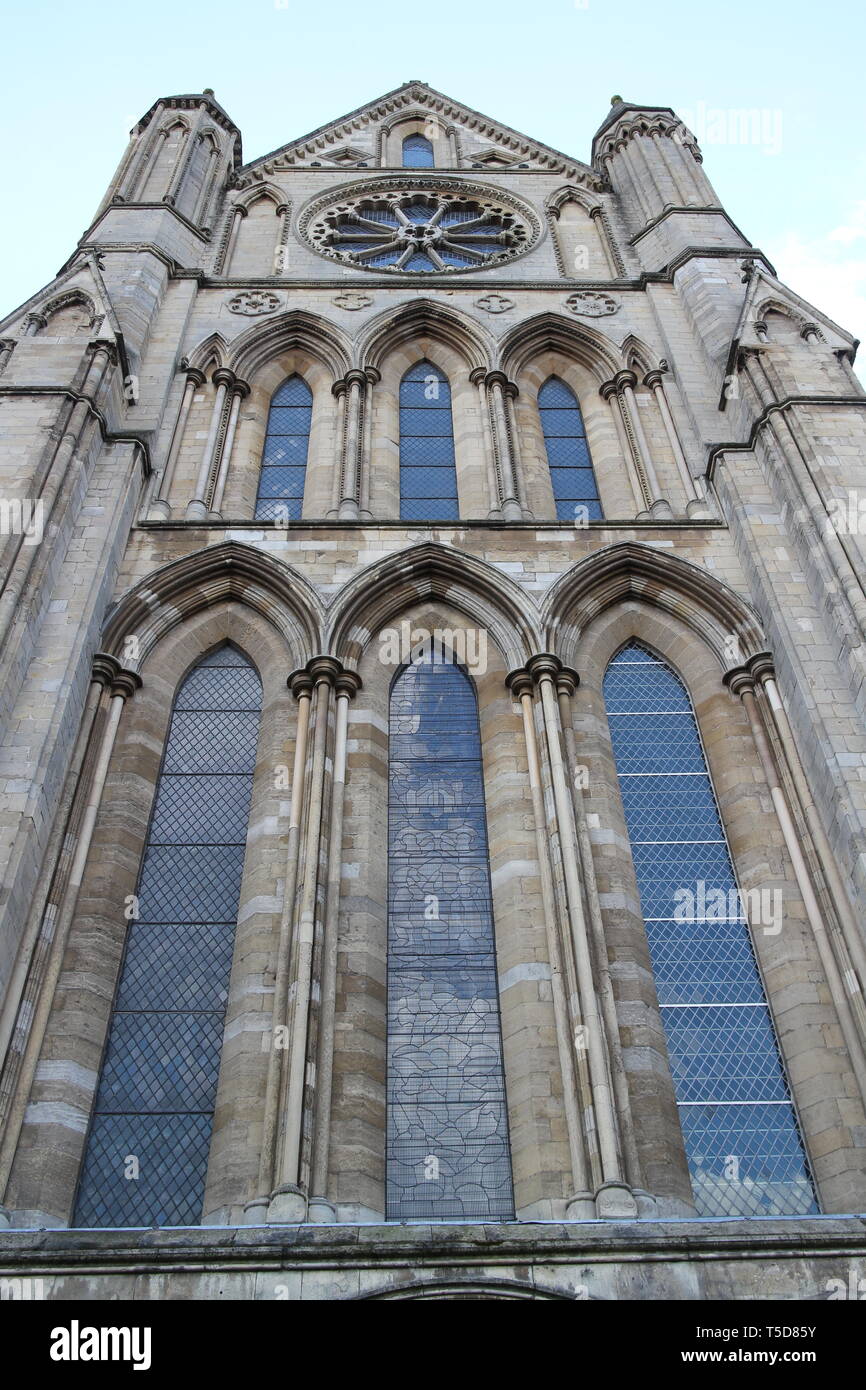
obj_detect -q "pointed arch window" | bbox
[74,645,262,1227]
[255,375,312,521]
[603,642,817,1218]
[402,133,435,168]
[399,362,459,521]
[538,377,602,521]
[387,653,514,1220]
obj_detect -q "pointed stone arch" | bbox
[540,540,765,667]
[100,540,324,669]
[184,330,230,374]
[228,308,351,381]
[546,185,604,217]
[619,332,662,377]
[358,298,493,373]
[498,312,620,383]
[325,541,542,670]
[232,182,286,213]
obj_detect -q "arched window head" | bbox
[538,377,602,522]
[387,652,514,1220]
[255,375,312,522]
[402,132,435,168]
[399,361,459,521]
[74,645,262,1227]
[603,642,817,1218]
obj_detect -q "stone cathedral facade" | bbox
[0,81,865,1301]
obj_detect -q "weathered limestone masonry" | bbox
[0,82,865,1300]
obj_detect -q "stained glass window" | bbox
[538,377,602,522]
[254,375,311,522]
[74,645,262,1227]
[603,642,817,1218]
[399,361,459,522]
[387,654,514,1220]
[402,133,435,168]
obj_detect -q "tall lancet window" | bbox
[387,653,514,1220]
[74,646,262,1227]
[604,642,817,1218]
[538,377,602,521]
[255,375,312,521]
[402,132,435,167]
[399,362,459,521]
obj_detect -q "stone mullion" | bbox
[528,655,636,1214]
[724,667,866,1108]
[0,660,141,1211]
[309,671,362,1219]
[269,658,340,1222]
[506,670,593,1214]
[555,669,643,1194]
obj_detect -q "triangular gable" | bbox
[235,80,602,186]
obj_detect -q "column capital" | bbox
[505,667,533,700]
[306,655,343,687]
[364,366,381,385]
[183,366,206,388]
[721,665,756,699]
[469,366,487,386]
[344,369,367,391]
[288,670,314,700]
[556,666,580,698]
[230,377,251,399]
[503,380,520,401]
[336,670,363,700]
[484,370,510,391]
[211,367,236,390]
[526,652,564,685]
[111,667,143,701]
[613,369,638,392]
[91,652,122,689]
[599,378,620,402]
[747,651,777,687]
[643,369,666,390]
[331,379,347,400]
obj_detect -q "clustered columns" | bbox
[169,368,250,522]
[0,654,141,1220]
[601,370,673,520]
[506,655,640,1219]
[247,658,363,1226]
[643,368,711,518]
[471,369,526,520]
[332,369,378,520]
[219,205,246,275]
[723,656,866,1105]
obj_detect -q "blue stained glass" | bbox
[254,375,311,522]
[538,377,602,519]
[399,362,459,522]
[387,656,514,1220]
[603,642,817,1218]
[402,134,435,168]
[74,645,262,1228]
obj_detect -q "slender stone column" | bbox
[150,368,205,519]
[554,668,643,1194]
[504,384,532,518]
[246,672,313,1223]
[470,368,501,518]
[273,203,291,275]
[269,658,340,1223]
[309,670,362,1220]
[338,371,366,520]
[359,369,378,519]
[486,372,523,521]
[617,370,673,519]
[187,368,234,520]
[600,378,647,516]
[644,368,710,517]
[0,339,15,375]
[527,654,636,1215]
[210,378,250,516]
[589,205,620,278]
[329,383,347,516]
[220,206,246,275]
[724,668,866,1104]
[0,658,141,1203]
[506,670,593,1216]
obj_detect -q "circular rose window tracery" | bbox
[303,184,537,274]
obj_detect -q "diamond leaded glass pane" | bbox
[74,645,262,1228]
[387,656,514,1220]
[399,362,459,522]
[254,375,311,521]
[603,642,817,1217]
[539,376,602,521]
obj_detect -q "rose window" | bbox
[304,187,534,274]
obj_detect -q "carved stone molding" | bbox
[475,293,515,314]
[565,291,619,318]
[227,291,284,317]
[332,291,373,311]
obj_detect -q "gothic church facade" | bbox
[0,83,865,1300]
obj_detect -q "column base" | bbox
[266,1184,308,1224]
[338,500,360,521]
[148,498,172,522]
[0,1206,12,1231]
[633,1189,659,1218]
[649,497,675,521]
[307,1196,337,1224]
[501,499,523,522]
[686,497,714,520]
[595,1182,639,1219]
[186,498,208,522]
[565,1191,597,1220]
[240,1196,270,1226]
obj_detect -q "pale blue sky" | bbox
[3,0,865,366]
